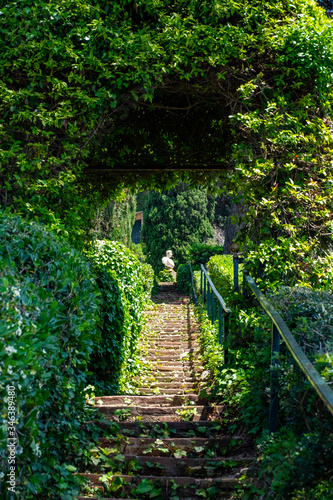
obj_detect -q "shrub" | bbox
[255,430,333,499]
[176,264,191,294]
[206,254,235,300]
[189,242,225,266]
[142,184,215,273]
[0,214,101,499]
[86,240,153,394]
[268,287,333,377]
[158,269,174,282]
[141,262,155,293]
[195,261,333,498]
[243,238,333,291]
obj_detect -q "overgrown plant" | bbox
[86,240,154,394]
[0,215,101,499]
[196,252,333,498]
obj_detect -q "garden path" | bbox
[77,283,255,499]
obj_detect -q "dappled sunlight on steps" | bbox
[76,283,256,499]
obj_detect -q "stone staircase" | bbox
[77,283,255,499]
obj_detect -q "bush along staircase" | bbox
[76,283,256,500]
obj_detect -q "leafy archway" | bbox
[1,0,333,279]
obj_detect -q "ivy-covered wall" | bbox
[0,215,154,498]
[92,191,137,247]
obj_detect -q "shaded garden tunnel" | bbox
[1,0,333,276]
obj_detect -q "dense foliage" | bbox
[142,184,215,273]
[0,215,101,499]
[189,242,225,266]
[176,263,191,294]
[1,0,332,278]
[92,191,137,246]
[86,240,154,394]
[196,253,333,498]
[157,269,174,282]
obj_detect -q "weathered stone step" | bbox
[98,436,237,455]
[138,388,197,395]
[94,454,252,476]
[147,348,181,354]
[94,419,229,437]
[150,365,185,372]
[146,355,183,362]
[79,473,241,497]
[134,374,195,382]
[154,375,197,382]
[150,360,183,366]
[147,382,197,389]
[99,405,225,422]
[95,395,207,406]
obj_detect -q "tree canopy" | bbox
[1,0,333,277]
[142,184,215,272]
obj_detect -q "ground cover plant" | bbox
[86,239,154,394]
[0,214,102,499]
[195,253,333,498]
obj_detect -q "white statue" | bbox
[162,250,175,271]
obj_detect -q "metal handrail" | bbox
[199,264,231,364]
[244,273,333,430]
[200,265,231,313]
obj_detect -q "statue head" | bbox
[166,250,173,258]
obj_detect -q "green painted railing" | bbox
[243,272,333,432]
[190,253,333,433]
[189,263,231,365]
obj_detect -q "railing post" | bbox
[211,291,215,324]
[224,312,229,364]
[233,254,239,292]
[204,272,206,302]
[200,268,203,295]
[269,323,280,433]
[218,304,223,345]
[207,281,210,316]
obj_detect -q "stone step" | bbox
[134,375,196,383]
[93,454,252,477]
[98,405,225,422]
[154,375,197,382]
[98,436,239,455]
[146,356,184,362]
[95,395,207,406]
[78,473,241,497]
[150,360,184,366]
[147,382,198,389]
[138,388,197,395]
[94,419,229,437]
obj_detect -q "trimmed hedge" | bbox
[176,263,191,294]
[86,240,154,394]
[206,254,235,300]
[0,215,101,499]
[158,269,174,282]
[189,242,225,266]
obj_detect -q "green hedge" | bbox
[206,254,235,299]
[158,269,174,282]
[86,240,154,394]
[0,215,101,499]
[176,263,191,294]
[189,242,225,266]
